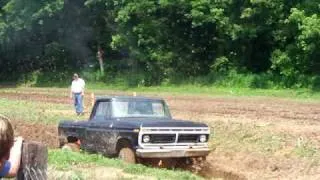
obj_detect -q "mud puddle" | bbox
[194,162,246,180]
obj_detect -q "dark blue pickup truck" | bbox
[58,96,211,164]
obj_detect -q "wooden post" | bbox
[91,93,95,107]
[17,141,48,180]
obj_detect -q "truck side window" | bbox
[92,101,111,121]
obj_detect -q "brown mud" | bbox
[11,119,59,148]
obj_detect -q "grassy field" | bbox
[211,121,319,159]
[0,98,76,124]
[2,97,318,160]
[1,96,317,160]
[1,86,320,179]
[5,80,320,101]
[49,150,201,180]
[74,83,320,101]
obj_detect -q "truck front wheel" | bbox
[119,147,136,164]
[61,143,80,152]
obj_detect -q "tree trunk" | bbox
[97,46,104,76]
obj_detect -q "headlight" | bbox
[199,135,207,142]
[143,135,150,143]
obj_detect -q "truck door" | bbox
[83,100,114,154]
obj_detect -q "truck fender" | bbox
[59,132,79,147]
[116,135,136,153]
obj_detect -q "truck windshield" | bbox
[112,100,170,118]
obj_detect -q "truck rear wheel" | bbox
[119,147,136,164]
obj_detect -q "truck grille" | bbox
[178,134,199,143]
[140,127,209,145]
[150,134,175,143]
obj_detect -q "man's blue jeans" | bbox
[73,93,83,114]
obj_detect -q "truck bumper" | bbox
[136,148,210,158]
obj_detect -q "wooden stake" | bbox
[91,93,95,107]
[17,141,48,180]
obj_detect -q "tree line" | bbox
[0,0,319,88]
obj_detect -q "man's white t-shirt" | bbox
[71,78,85,93]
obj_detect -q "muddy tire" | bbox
[61,143,80,152]
[119,147,136,164]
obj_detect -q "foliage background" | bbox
[0,0,319,89]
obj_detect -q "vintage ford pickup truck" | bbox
[58,96,211,164]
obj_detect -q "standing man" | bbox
[70,73,85,115]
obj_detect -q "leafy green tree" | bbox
[271,7,320,79]
[0,0,318,87]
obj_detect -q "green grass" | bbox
[85,83,320,101]
[3,79,320,101]
[293,138,319,158]
[48,150,202,180]
[24,70,319,100]
[0,98,79,124]
[5,69,319,100]
[2,85,320,103]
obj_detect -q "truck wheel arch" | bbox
[116,138,133,153]
[60,136,81,152]
[116,138,136,164]
[59,135,79,147]
[67,136,79,143]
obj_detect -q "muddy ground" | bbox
[11,120,59,148]
[1,90,320,180]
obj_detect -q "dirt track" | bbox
[12,120,58,148]
[1,90,320,179]
[169,96,320,179]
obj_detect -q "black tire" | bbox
[61,143,80,152]
[119,147,136,164]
